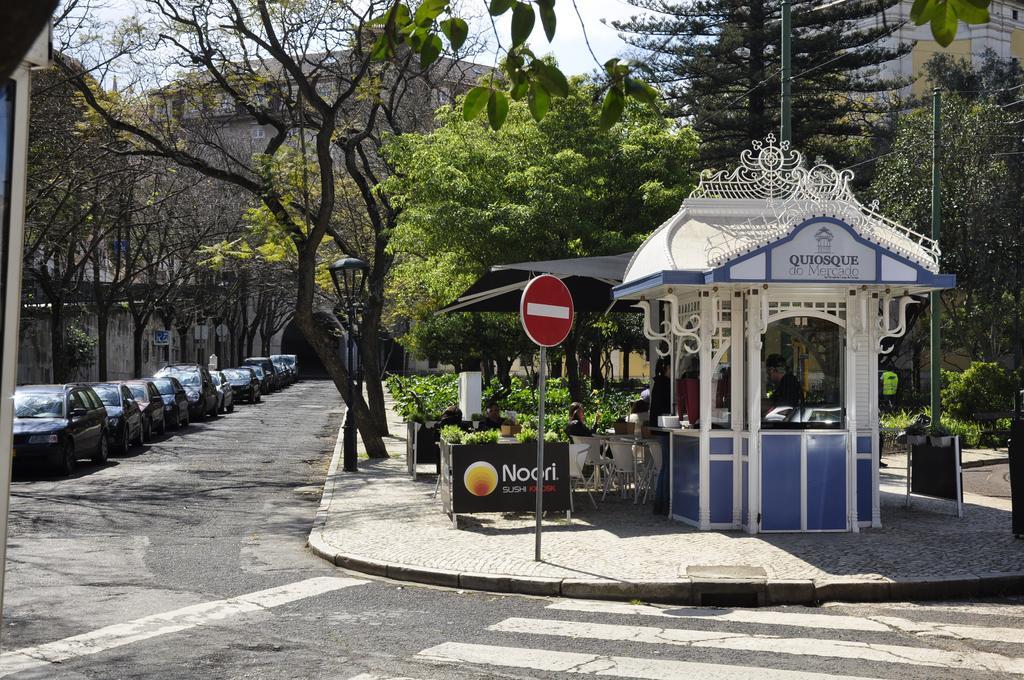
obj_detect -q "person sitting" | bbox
[477,401,503,431]
[436,404,463,431]
[567,402,601,438]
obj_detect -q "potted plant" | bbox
[613,417,633,435]
[928,422,954,448]
[470,412,483,428]
[905,419,927,446]
[500,415,521,437]
[515,427,537,443]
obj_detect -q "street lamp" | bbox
[329,257,369,473]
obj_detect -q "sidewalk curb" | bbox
[308,421,1024,606]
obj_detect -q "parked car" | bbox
[89,383,145,455]
[211,370,235,414]
[123,380,166,440]
[223,367,261,404]
[243,357,280,392]
[246,364,271,395]
[155,364,219,419]
[151,376,190,429]
[273,354,299,382]
[270,355,294,385]
[12,384,109,475]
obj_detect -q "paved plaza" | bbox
[309,392,1023,604]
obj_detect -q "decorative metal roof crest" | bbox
[690,135,940,272]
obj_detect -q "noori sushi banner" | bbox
[450,443,570,514]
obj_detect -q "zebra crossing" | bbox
[350,596,1024,680]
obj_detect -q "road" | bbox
[3,379,1024,679]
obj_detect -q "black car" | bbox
[123,380,166,440]
[155,364,219,419]
[243,357,280,392]
[270,355,295,385]
[211,370,235,414]
[223,367,261,404]
[247,364,271,395]
[90,383,145,455]
[151,376,190,428]
[13,384,109,475]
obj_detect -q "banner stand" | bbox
[906,436,963,518]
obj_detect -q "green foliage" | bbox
[544,428,567,443]
[367,2,660,131]
[462,429,500,445]
[64,326,97,373]
[440,424,464,444]
[940,362,1015,420]
[516,427,537,443]
[910,0,989,47]
[385,373,458,420]
[929,421,953,437]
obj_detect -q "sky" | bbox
[479,1,642,76]
[93,1,645,77]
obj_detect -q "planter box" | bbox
[613,422,633,435]
[500,424,522,436]
[929,435,954,448]
[907,434,927,446]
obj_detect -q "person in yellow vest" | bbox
[880,370,898,410]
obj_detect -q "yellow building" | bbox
[871,1,1024,96]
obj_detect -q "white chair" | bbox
[571,435,611,492]
[638,440,663,505]
[604,441,639,502]
[567,443,597,512]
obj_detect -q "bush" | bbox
[440,425,463,444]
[941,362,1015,421]
[516,427,537,443]
[462,429,500,445]
[386,373,458,420]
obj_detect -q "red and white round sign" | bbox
[520,275,574,347]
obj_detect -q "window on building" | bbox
[1014,9,1019,20]
[251,126,266,140]
[761,315,844,429]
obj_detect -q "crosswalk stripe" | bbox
[833,601,1024,620]
[416,641,883,680]
[870,615,1024,644]
[547,599,890,632]
[0,576,366,678]
[548,599,1024,644]
[491,617,1024,675]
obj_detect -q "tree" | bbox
[384,78,699,398]
[870,92,1021,369]
[58,0,483,457]
[613,0,909,166]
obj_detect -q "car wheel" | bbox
[227,400,234,413]
[115,429,129,456]
[59,442,76,476]
[91,434,108,465]
[158,415,167,435]
[143,418,152,443]
[182,411,190,427]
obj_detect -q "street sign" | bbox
[520,275,574,562]
[519,274,573,347]
[153,329,170,346]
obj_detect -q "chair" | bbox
[604,441,639,502]
[638,440,663,505]
[567,443,597,512]
[570,435,610,493]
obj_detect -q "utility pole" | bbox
[780,0,792,145]
[930,88,941,424]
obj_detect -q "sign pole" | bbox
[930,87,942,426]
[535,346,546,561]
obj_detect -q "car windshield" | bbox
[224,370,245,380]
[128,385,147,401]
[167,371,199,386]
[250,367,265,378]
[92,385,122,407]
[154,380,176,396]
[211,374,222,386]
[15,393,64,418]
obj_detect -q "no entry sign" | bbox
[520,275,574,347]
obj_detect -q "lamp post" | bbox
[329,257,369,473]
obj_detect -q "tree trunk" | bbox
[589,345,604,390]
[563,332,583,402]
[96,306,109,381]
[49,301,65,383]
[495,356,512,388]
[132,318,146,378]
[293,245,388,459]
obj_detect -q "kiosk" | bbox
[613,136,955,533]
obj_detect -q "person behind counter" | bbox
[766,353,803,408]
[648,358,671,424]
[567,402,601,438]
[477,401,503,431]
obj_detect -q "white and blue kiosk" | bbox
[614,136,954,533]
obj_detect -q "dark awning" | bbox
[436,252,636,314]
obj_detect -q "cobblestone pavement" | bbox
[316,392,1022,584]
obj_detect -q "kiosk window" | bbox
[761,316,844,429]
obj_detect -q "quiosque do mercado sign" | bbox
[448,443,571,514]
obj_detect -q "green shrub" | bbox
[880,409,916,430]
[516,427,537,443]
[941,362,1015,421]
[440,425,463,444]
[462,429,500,445]
[385,373,458,420]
